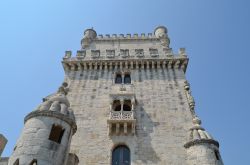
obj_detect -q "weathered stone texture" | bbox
[4,26,223,165]
[66,68,193,164]
[8,116,72,165]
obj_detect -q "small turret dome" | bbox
[154,26,168,38]
[188,117,214,141]
[84,28,97,39]
[34,82,75,120]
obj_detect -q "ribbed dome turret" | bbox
[34,83,75,120]
[184,117,219,148]
[188,117,214,141]
[24,82,77,133]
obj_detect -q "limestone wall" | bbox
[186,144,223,165]
[66,67,193,164]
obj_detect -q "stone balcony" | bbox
[107,111,136,136]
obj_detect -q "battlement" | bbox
[63,47,187,58]
[81,26,170,49]
[96,33,157,40]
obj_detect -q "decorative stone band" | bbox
[62,57,188,73]
[184,139,219,149]
[24,110,77,134]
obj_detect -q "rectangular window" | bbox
[49,125,65,144]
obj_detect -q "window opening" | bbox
[123,100,132,111]
[13,159,19,165]
[112,145,130,165]
[49,125,65,144]
[124,74,131,84]
[113,100,121,111]
[214,150,220,160]
[115,74,122,84]
[29,159,37,165]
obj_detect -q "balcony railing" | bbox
[109,111,134,120]
[108,110,136,135]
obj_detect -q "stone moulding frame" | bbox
[184,139,219,149]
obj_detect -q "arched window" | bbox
[112,145,130,165]
[113,100,121,111]
[115,74,122,84]
[123,100,132,111]
[114,105,121,111]
[124,74,131,84]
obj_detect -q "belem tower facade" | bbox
[0,26,223,165]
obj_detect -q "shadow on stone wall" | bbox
[134,103,160,163]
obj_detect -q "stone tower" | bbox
[7,83,77,165]
[2,26,223,165]
[61,26,223,164]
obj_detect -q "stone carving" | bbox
[91,50,100,58]
[76,50,86,59]
[106,49,115,58]
[149,48,159,57]
[184,80,196,116]
[135,49,144,57]
[120,49,129,58]
[110,111,134,120]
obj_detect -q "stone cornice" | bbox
[24,111,77,134]
[62,56,188,73]
[184,139,219,149]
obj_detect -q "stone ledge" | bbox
[24,111,77,134]
[184,139,219,148]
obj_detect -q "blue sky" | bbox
[0,0,249,164]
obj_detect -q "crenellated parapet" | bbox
[81,26,170,49]
[62,26,188,73]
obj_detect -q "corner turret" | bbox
[8,83,77,165]
[184,117,223,165]
[154,26,170,48]
[81,28,97,48]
